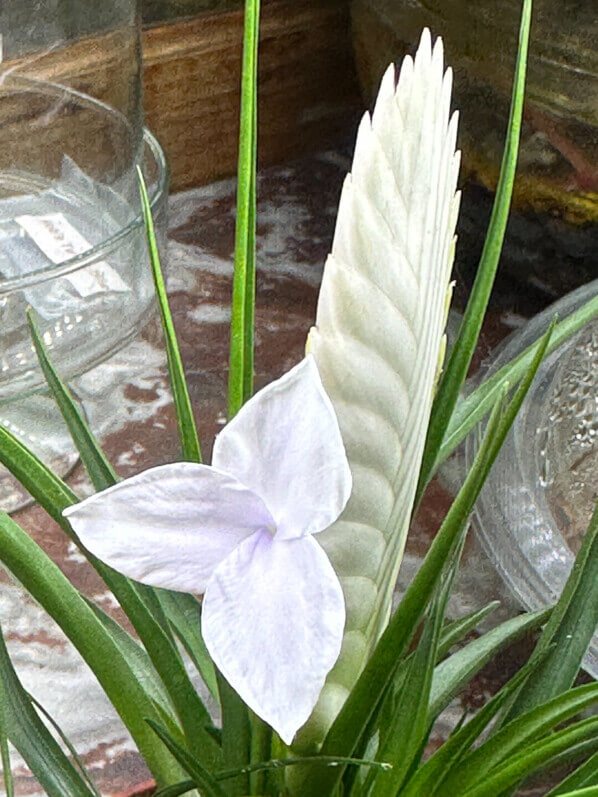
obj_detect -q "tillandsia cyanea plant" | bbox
[0,0,598,795]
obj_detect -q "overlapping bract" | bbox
[302,29,461,743]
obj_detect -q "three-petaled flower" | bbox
[64,355,351,743]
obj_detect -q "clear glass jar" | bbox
[0,1,169,508]
[466,280,598,676]
[351,0,598,299]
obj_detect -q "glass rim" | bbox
[0,126,169,295]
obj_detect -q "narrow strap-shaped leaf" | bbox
[95,576,220,768]
[0,619,96,796]
[341,601,501,797]
[400,652,547,797]
[437,601,500,655]
[439,683,598,795]
[343,601,501,795]
[294,318,553,796]
[222,0,262,780]
[84,605,201,758]
[417,0,532,497]
[0,723,13,797]
[4,328,217,763]
[458,717,598,797]
[148,719,227,797]
[27,309,117,491]
[556,789,598,797]
[158,590,219,699]
[0,511,184,787]
[83,596,174,716]
[502,500,598,723]
[548,749,598,795]
[138,169,201,463]
[153,757,393,797]
[227,0,260,417]
[154,782,197,797]
[249,711,271,795]
[368,574,454,796]
[428,607,550,720]
[218,673,252,795]
[0,426,216,764]
[26,693,102,797]
[0,424,78,527]
[437,293,598,467]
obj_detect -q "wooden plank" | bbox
[142,0,361,189]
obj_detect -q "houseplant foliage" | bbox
[0,0,597,794]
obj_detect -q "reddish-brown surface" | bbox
[1,150,567,795]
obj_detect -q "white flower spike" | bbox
[63,355,351,744]
[302,30,461,743]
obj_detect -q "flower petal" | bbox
[63,462,274,593]
[212,355,351,540]
[202,531,345,744]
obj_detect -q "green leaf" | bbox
[83,597,174,718]
[248,711,271,795]
[138,168,201,463]
[437,293,598,467]
[400,652,547,797]
[0,619,96,796]
[428,607,550,720]
[0,511,184,787]
[0,423,78,527]
[153,756,393,797]
[26,311,218,767]
[218,673,252,795]
[555,789,598,797]
[456,717,598,797]
[148,719,227,797]
[227,0,260,418]
[0,425,217,770]
[437,601,500,655]
[367,574,454,796]
[26,693,102,797]
[548,748,598,795]
[154,781,197,797]
[502,500,598,723]
[157,590,219,699]
[438,683,598,795]
[222,0,263,779]
[0,724,13,797]
[341,602,501,797]
[27,309,117,491]
[110,579,220,769]
[417,0,532,498]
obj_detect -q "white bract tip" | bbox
[64,355,351,744]
[302,29,461,743]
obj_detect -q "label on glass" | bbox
[16,213,129,297]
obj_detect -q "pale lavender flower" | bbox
[64,355,351,744]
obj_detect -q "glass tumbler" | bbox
[0,1,169,509]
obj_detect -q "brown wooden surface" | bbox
[141,0,361,189]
